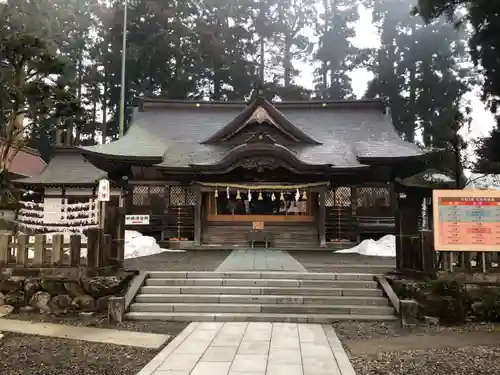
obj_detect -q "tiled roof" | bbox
[16,146,106,185]
[80,98,424,169]
[0,141,46,178]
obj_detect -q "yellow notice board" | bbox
[433,189,500,251]
[253,221,264,230]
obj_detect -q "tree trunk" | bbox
[283,35,292,88]
[407,67,417,143]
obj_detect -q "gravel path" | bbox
[335,321,500,375]
[124,250,231,271]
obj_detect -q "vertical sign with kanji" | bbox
[98,179,110,202]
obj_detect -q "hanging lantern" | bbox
[248,190,252,202]
[258,191,263,200]
[280,192,285,201]
[295,188,300,202]
[302,190,307,200]
[236,190,241,200]
[214,188,218,198]
[271,192,276,201]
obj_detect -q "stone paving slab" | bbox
[137,321,357,375]
[0,318,169,349]
[216,249,307,272]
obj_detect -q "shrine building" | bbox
[18,97,426,249]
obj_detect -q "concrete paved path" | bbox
[216,249,307,272]
[137,322,356,375]
[0,318,169,349]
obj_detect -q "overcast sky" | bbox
[294,5,496,141]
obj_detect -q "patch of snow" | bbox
[422,173,454,183]
[22,230,185,260]
[336,235,396,257]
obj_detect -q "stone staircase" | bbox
[125,271,397,322]
[201,223,319,248]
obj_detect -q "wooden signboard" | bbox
[253,221,264,230]
[433,189,500,251]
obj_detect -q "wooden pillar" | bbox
[318,187,326,247]
[116,192,126,266]
[194,185,202,246]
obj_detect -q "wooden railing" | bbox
[0,228,123,276]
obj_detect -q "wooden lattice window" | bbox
[355,187,390,209]
[132,185,165,206]
[326,187,352,207]
[132,186,148,206]
[169,186,196,206]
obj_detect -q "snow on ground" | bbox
[336,235,396,257]
[124,230,185,258]
[24,230,185,259]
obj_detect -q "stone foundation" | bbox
[0,271,135,317]
[388,276,500,325]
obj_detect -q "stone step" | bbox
[125,311,398,323]
[135,294,390,306]
[139,286,385,297]
[146,271,377,281]
[129,303,395,315]
[144,278,378,289]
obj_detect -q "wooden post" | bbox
[0,234,10,266]
[318,187,326,247]
[69,234,82,267]
[113,192,126,267]
[52,234,64,266]
[16,234,29,267]
[33,234,46,266]
[194,185,202,246]
[87,228,100,269]
[100,234,112,267]
[395,209,404,272]
[105,204,118,265]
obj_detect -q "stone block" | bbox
[399,299,419,327]
[108,296,125,323]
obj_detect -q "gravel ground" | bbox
[349,345,500,375]
[0,332,162,375]
[334,320,500,341]
[0,312,189,375]
[124,250,231,271]
[336,321,500,375]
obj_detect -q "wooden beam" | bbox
[194,185,202,246]
[318,187,326,247]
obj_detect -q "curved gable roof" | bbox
[202,97,321,145]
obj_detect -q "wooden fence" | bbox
[396,208,500,278]
[0,228,124,276]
